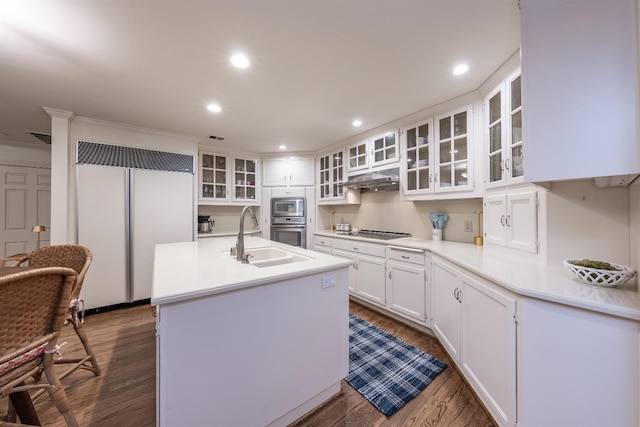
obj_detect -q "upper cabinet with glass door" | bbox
[434,106,473,193]
[402,118,433,195]
[346,130,399,173]
[485,68,524,188]
[199,151,260,205]
[318,149,361,205]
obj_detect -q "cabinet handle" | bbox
[389,271,392,280]
[353,247,359,251]
[500,215,506,226]
[352,262,357,270]
[388,245,424,254]
[434,173,438,182]
[453,288,458,300]
[290,175,292,181]
[401,255,410,260]
[506,214,511,227]
[504,158,510,170]
[429,173,433,183]
[355,262,359,270]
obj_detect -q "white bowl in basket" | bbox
[563,260,636,287]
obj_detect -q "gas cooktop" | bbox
[335,229,411,240]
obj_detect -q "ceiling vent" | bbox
[25,131,52,144]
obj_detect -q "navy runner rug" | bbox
[346,313,447,416]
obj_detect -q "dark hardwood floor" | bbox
[1,301,495,426]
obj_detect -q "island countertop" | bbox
[315,231,640,321]
[152,236,351,306]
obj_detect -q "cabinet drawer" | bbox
[333,239,386,257]
[387,245,425,265]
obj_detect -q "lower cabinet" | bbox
[333,239,386,306]
[386,246,429,324]
[432,255,516,427]
[431,256,462,360]
[313,236,332,254]
[459,271,516,427]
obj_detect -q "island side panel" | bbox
[156,267,349,427]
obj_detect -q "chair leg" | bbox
[43,358,79,427]
[71,316,101,376]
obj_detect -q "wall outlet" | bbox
[464,220,473,232]
[321,275,336,289]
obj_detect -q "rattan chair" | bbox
[12,245,101,381]
[0,267,79,426]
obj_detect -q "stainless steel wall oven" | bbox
[270,197,306,248]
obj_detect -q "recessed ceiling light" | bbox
[352,119,362,127]
[230,54,250,69]
[279,145,287,150]
[453,64,469,75]
[207,104,222,113]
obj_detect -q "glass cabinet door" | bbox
[405,120,432,192]
[348,142,368,171]
[233,157,257,201]
[319,154,331,199]
[488,90,504,184]
[509,74,523,180]
[201,153,228,200]
[332,151,344,198]
[372,131,398,165]
[436,108,470,191]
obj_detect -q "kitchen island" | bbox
[152,236,351,427]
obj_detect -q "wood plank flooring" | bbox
[1,301,495,426]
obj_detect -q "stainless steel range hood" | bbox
[344,167,399,192]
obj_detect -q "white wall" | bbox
[0,141,51,166]
[545,180,631,266]
[318,192,482,243]
[197,205,262,234]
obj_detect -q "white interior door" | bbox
[0,165,51,258]
[131,169,193,302]
[77,164,128,309]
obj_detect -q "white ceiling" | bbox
[0,1,520,154]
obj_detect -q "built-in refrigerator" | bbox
[76,141,194,309]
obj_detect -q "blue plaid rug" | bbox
[346,313,447,416]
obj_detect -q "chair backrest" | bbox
[0,267,76,361]
[14,245,92,301]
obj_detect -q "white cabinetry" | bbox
[401,105,474,199]
[434,106,473,193]
[520,0,639,181]
[431,256,462,360]
[386,246,429,324]
[318,149,361,205]
[485,69,524,188]
[459,271,517,427]
[263,156,315,187]
[313,236,332,254]
[333,239,386,306]
[431,255,517,427]
[484,189,537,253]
[401,118,434,195]
[346,129,399,173]
[199,151,259,204]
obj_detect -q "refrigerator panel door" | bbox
[131,169,194,302]
[76,165,128,309]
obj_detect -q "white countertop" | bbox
[315,231,640,321]
[152,236,351,306]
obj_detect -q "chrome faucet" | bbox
[235,205,259,263]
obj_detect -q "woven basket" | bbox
[563,260,636,287]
